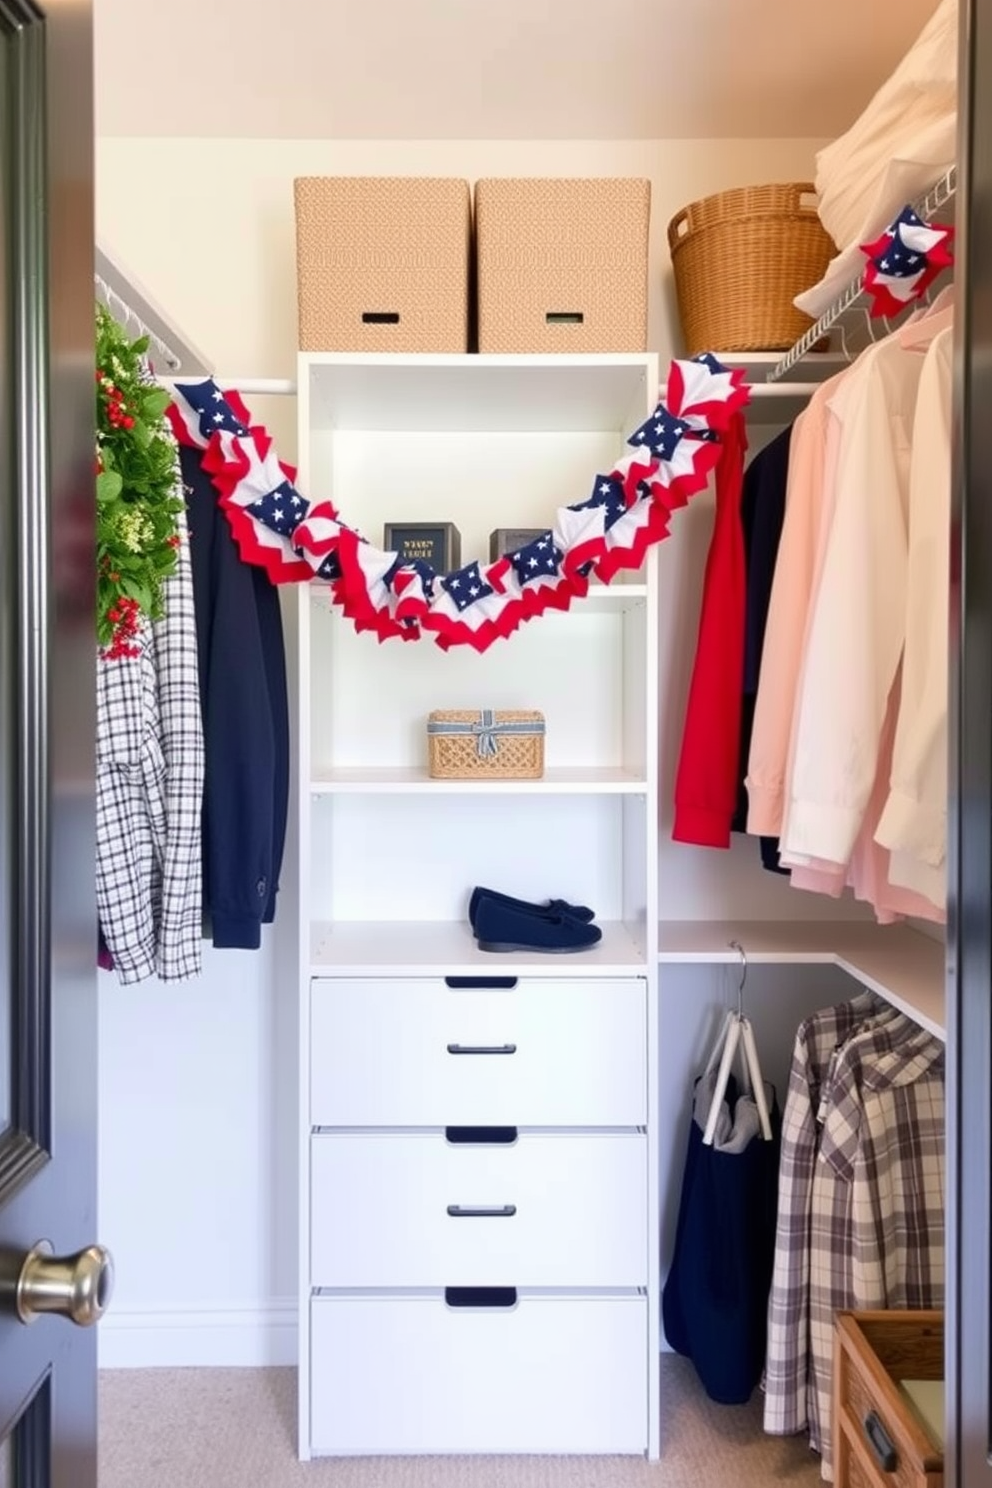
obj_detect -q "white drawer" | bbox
[310,1130,647,1288]
[310,1292,647,1455]
[310,976,646,1126]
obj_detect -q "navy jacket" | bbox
[732,425,792,873]
[180,442,289,949]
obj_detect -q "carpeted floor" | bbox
[99,1357,822,1487]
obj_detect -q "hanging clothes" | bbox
[96,497,205,983]
[765,996,945,1479]
[785,671,945,925]
[732,425,792,873]
[763,989,883,1439]
[179,440,290,950]
[807,1013,945,1478]
[671,413,749,846]
[875,323,953,902]
[740,294,953,922]
[781,305,954,870]
[744,372,847,839]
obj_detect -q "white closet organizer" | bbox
[296,352,659,1459]
[293,349,946,1462]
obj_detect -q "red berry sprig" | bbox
[97,370,135,431]
[103,595,141,661]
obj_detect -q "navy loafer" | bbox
[468,885,595,932]
[474,897,603,954]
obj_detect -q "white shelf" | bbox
[310,767,649,795]
[311,919,649,977]
[658,919,945,1041]
[580,584,649,608]
[301,349,841,437]
[302,353,657,434]
[311,584,648,615]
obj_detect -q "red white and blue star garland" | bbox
[860,204,954,319]
[165,353,750,654]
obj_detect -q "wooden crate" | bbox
[834,1311,944,1488]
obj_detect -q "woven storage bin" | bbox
[476,178,650,353]
[427,709,545,780]
[667,183,834,356]
[294,176,471,352]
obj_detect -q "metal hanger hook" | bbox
[862,304,880,345]
[729,939,747,1018]
[837,317,853,363]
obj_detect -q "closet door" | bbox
[0,5,108,1487]
[949,3,992,1485]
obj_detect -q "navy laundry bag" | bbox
[662,1069,782,1405]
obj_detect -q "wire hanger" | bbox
[701,940,773,1146]
[731,937,747,1019]
[837,317,854,364]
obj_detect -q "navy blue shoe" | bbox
[474,897,603,954]
[468,885,595,932]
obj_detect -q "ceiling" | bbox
[95,0,942,141]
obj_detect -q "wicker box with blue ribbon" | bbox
[426,709,545,780]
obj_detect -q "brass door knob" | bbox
[15,1240,114,1326]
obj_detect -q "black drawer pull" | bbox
[864,1411,898,1473]
[445,976,518,989]
[445,1286,517,1309]
[445,1126,518,1145]
[361,311,400,324]
[546,312,584,324]
[446,1043,516,1056]
[447,1205,517,1218]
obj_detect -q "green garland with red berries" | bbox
[95,304,184,658]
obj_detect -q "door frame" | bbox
[947,1,992,1485]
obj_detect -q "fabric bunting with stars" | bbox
[859,205,954,319]
[165,354,750,654]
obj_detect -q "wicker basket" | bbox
[294,176,471,352]
[667,183,834,356]
[427,709,545,780]
[476,178,650,353]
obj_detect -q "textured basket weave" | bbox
[427,710,545,780]
[476,178,650,353]
[667,184,834,356]
[294,176,471,352]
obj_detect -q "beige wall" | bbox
[95,132,828,1367]
[96,136,826,456]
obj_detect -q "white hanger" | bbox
[701,941,773,1146]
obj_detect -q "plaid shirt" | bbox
[763,991,888,1437]
[808,1014,945,1478]
[96,501,204,983]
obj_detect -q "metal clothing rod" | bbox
[216,378,297,396]
[766,164,958,384]
[158,375,298,397]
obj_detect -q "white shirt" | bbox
[875,323,953,908]
[782,307,954,867]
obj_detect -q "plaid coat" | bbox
[808,1013,945,1477]
[763,991,887,1438]
[96,500,204,983]
[764,995,945,1480]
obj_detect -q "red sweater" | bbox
[672,414,749,848]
